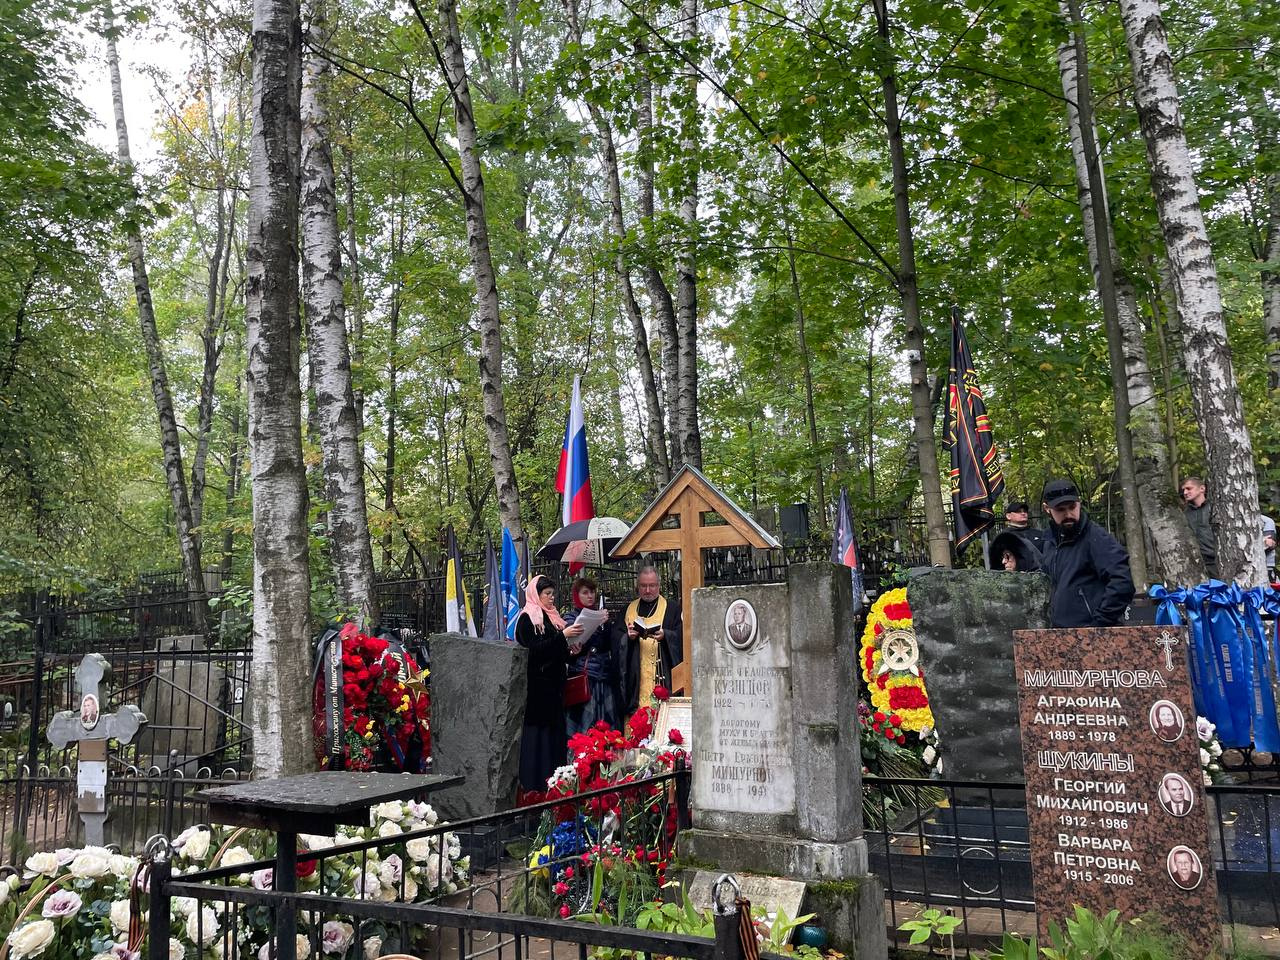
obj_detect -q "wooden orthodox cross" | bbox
[47,654,147,845]
[611,465,780,695]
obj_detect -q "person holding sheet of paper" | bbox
[564,576,623,734]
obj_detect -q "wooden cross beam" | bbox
[611,466,780,696]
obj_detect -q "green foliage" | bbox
[899,907,963,951]
[983,907,1189,959]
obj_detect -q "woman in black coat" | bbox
[514,575,583,791]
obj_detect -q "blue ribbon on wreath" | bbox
[1197,581,1252,747]
[1241,586,1280,752]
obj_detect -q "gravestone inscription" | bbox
[1014,626,1216,955]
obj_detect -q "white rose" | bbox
[182,830,211,862]
[53,848,78,866]
[405,800,434,822]
[373,801,404,822]
[403,876,418,901]
[93,953,115,960]
[376,821,402,839]
[70,850,111,879]
[172,897,196,918]
[0,882,8,906]
[362,936,382,960]
[252,868,274,891]
[405,837,432,862]
[922,745,936,765]
[109,855,140,879]
[110,900,134,933]
[221,847,253,869]
[1200,747,1211,766]
[1203,771,1213,786]
[1211,742,1223,757]
[258,937,310,960]
[378,855,403,888]
[185,906,220,946]
[8,920,56,960]
[23,852,59,878]
[321,921,354,954]
[301,835,336,851]
[168,940,186,960]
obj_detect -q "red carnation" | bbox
[668,728,684,745]
[653,685,670,702]
[889,713,903,727]
[296,855,318,878]
[873,711,886,723]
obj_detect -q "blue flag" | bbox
[501,527,521,641]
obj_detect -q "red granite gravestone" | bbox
[1013,626,1218,955]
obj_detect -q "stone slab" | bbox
[682,828,869,881]
[691,582,796,832]
[688,870,806,938]
[428,633,528,820]
[137,634,224,768]
[908,569,1050,782]
[1014,626,1217,955]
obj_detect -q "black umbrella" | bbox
[538,517,631,566]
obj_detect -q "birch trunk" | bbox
[674,0,702,468]
[1118,0,1266,586]
[872,0,950,566]
[564,0,669,488]
[341,143,366,435]
[104,12,210,623]
[1058,1,1148,587]
[301,0,380,626]
[1057,12,1201,587]
[246,0,314,776]
[439,0,524,540]
[635,41,682,471]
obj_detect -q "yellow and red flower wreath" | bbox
[860,587,934,732]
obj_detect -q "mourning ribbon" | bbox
[1242,587,1280,752]
[1198,581,1251,747]
[311,627,345,766]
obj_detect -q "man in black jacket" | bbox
[1039,478,1136,628]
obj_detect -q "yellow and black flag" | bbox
[942,307,1004,553]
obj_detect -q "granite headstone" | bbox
[428,633,527,820]
[908,568,1050,781]
[682,563,886,959]
[1014,625,1217,954]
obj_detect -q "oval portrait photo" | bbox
[1158,772,1195,818]
[724,599,758,651]
[79,693,100,731]
[1166,845,1204,891]
[1149,699,1185,743]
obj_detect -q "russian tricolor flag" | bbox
[556,375,595,528]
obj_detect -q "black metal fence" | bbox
[143,769,717,960]
[865,774,1280,955]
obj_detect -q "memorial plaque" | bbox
[687,870,807,941]
[692,585,794,817]
[1014,626,1216,954]
[655,696,692,750]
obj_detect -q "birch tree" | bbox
[434,0,524,540]
[247,0,314,776]
[1056,5,1201,587]
[674,0,702,468]
[1118,0,1266,585]
[871,0,950,566]
[103,8,210,624]
[563,0,669,488]
[301,0,379,625]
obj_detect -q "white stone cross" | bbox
[1156,630,1180,672]
[46,654,147,845]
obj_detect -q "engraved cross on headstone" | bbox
[46,654,147,845]
[1156,630,1180,671]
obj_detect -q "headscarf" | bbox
[520,574,566,633]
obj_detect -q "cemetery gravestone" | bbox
[1014,625,1217,954]
[909,568,1050,781]
[47,654,147,845]
[687,871,806,940]
[682,563,886,959]
[428,633,527,820]
[137,634,225,770]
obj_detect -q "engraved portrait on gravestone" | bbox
[1158,772,1195,817]
[80,693,100,731]
[1149,699,1185,742]
[1166,845,1203,890]
[724,600,758,650]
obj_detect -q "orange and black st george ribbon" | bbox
[941,306,1005,553]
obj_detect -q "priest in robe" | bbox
[623,566,684,718]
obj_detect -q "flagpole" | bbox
[981,531,991,570]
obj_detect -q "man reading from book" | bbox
[624,566,684,718]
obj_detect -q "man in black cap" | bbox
[1039,478,1136,628]
[1004,499,1046,553]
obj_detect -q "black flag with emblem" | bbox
[942,306,1005,553]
